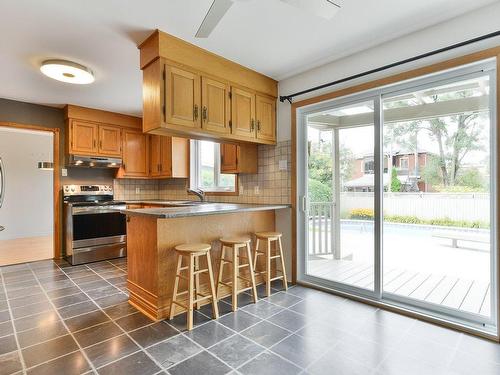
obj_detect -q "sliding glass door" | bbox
[305,99,376,295]
[297,60,497,331]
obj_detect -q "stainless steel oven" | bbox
[63,185,126,265]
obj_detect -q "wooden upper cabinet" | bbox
[122,130,149,177]
[201,77,230,134]
[165,65,201,129]
[149,135,162,177]
[231,87,256,139]
[149,135,189,178]
[220,143,258,174]
[256,95,276,142]
[98,125,122,157]
[71,120,98,155]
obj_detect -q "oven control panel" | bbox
[63,185,113,196]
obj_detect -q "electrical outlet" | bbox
[135,187,141,194]
[61,168,68,177]
[279,159,288,171]
[254,186,260,195]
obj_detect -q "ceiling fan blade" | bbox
[195,0,234,38]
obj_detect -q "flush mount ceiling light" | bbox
[40,59,94,84]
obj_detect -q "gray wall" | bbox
[0,98,114,184]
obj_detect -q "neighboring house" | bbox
[344,151,432,192]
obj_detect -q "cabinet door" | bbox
[165,66,201,129]
[167,137,189,178]
[231,87,256,138]
[220,144,238,173]
[256,95,276,142]
[98,125,122,157]
[71,120,98,155]
[149,135,162,177]
[122,130,149,177]
[201,77,230,134]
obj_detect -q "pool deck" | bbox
[308,257,491,317]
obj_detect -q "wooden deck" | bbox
[308,258,491,317]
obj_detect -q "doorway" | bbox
[0,124,58,266]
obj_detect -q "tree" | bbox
[390,167,401,192]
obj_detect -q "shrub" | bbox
[349,208,374,220]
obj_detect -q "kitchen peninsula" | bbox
[121,202,289,320]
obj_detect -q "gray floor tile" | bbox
[0,321,13,337]
[210,334,264,368]
[103,302,138,320]
[241,300,284,319]
[217,310,262,332]
[65,310,110,332]
[167,311,211,332]
[17,320,68,348]
[266,292,302,308]
[84,334,139,368]
[115,312,154,332]
[46,286,81,300]
[26,350,91,375]
[392,334,456,368]
[185,321,234,348]
[456,333,500,365]
[168,350,231,375]
[128,322,179,348]
[58,301,99,319]
[241,320,291,348]
[11,301,53,319]
[22,335,79,368]
[73,321,123,348]
[147,335,202,368]
[270,334,329,368]
[8,293,48,309]
[266,309,307,332]
[93,293,128,309]
[51,292,89,308]
[307,349,373,375]
[449,349,500,375]
[86,285,120,300]
[13,310,60,332]
[377,351,450,375]
[97,351,161,375]
[0,350,23,375]
[0,335,17,355]
[239,351,301,375]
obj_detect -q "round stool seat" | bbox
[220,237,251,245]
[175,243,211,253]
[255,231,282,239]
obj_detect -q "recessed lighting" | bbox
[40,59,94,84]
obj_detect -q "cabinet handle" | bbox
[257,120,261,132]
[93,140,96,148]
[202,106,207,121]
[99,140,102,149]
[251,119,255,131]
[194,105,199,120]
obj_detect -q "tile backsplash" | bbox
[113,140,291,204]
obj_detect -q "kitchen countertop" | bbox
[120,202,290,218]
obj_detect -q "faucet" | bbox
[187,188,206,202]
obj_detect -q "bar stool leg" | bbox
[194,255,201,310]
[232,246,239,311]
[253,238,260,270]
[246,242,258,303]
[205,252,219,319]
[266,239,272,297]
[169,253,183,320]
[278,236,288,290]
[187,254,195,331]
[216,245,226,299]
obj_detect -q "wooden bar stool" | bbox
[253,232,288,297]
[217,237,258,311]
[169,243,219,330]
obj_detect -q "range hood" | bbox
[67,155,122,168]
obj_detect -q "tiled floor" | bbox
[1,258,500,375]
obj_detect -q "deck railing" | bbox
[309,202,335,256]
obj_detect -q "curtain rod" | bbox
[279,30,500,104]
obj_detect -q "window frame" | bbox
[189,140,237,194]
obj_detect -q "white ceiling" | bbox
[0,0,497,116]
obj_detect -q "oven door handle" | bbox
[72,207,126,215]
